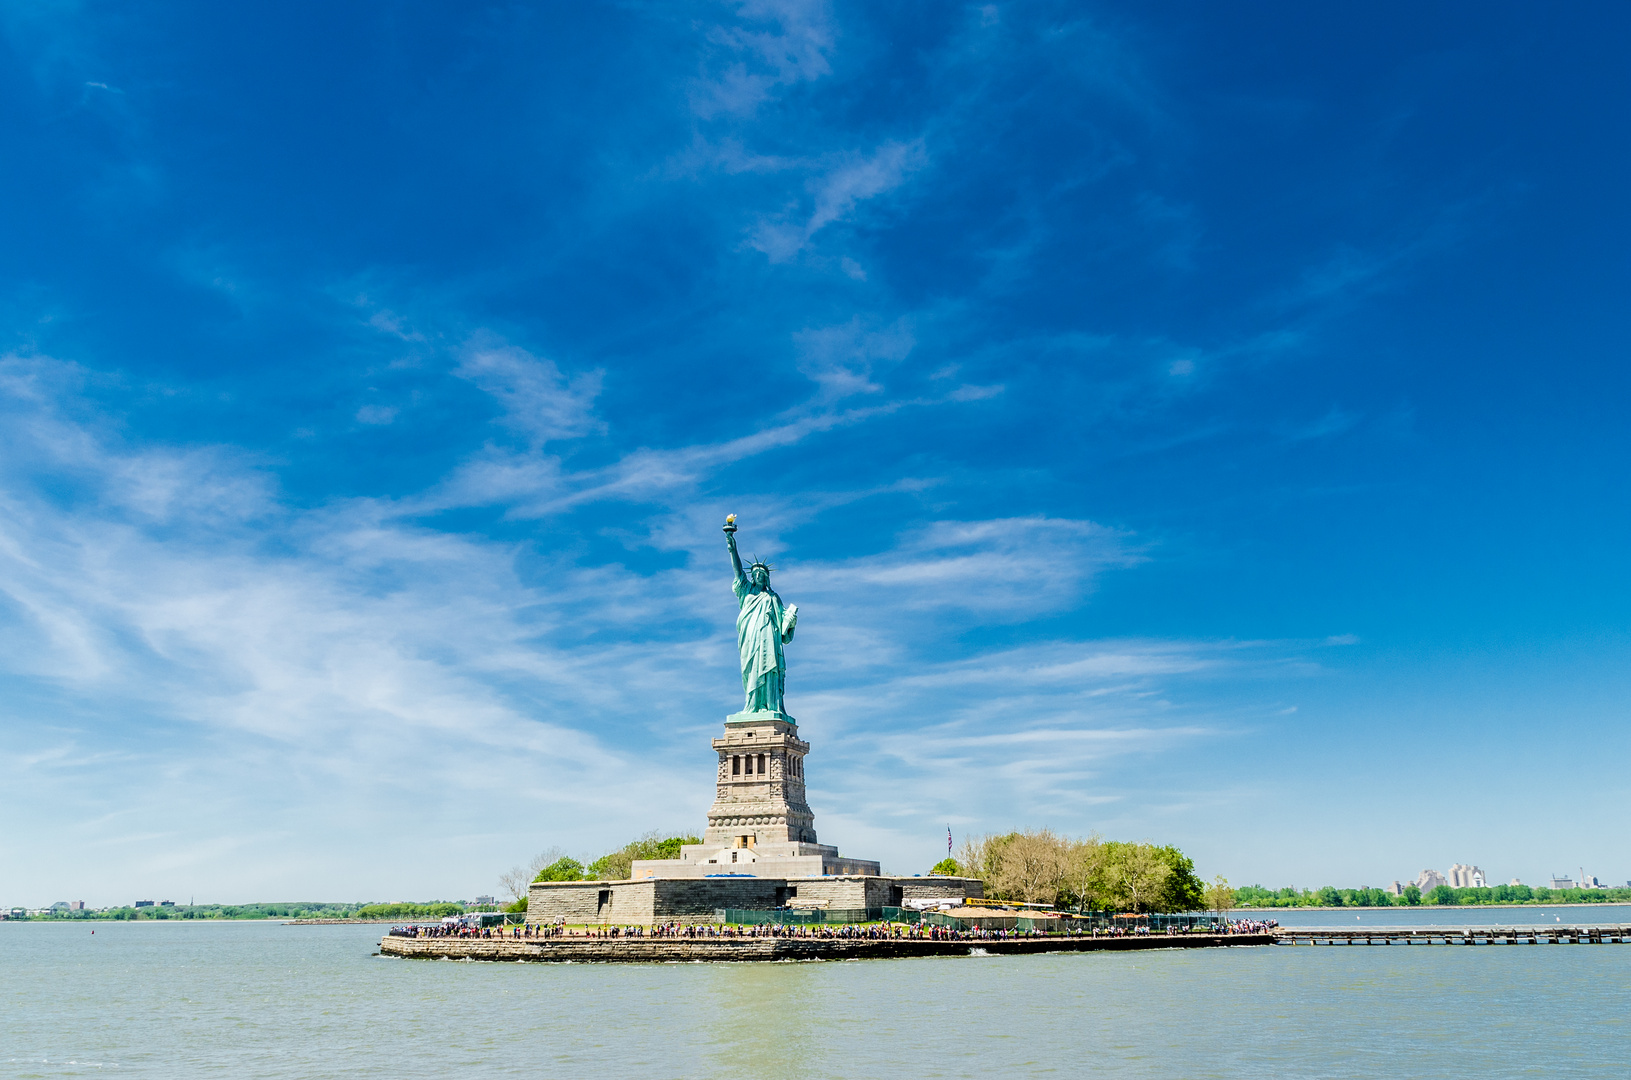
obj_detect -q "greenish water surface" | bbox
[2,920,1627,1078]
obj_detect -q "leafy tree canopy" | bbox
[525,833,702,885]
[952,829,1208,913]
[533,857,587,883]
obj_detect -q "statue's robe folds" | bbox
[733,577,795,713]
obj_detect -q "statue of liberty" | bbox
[723,515,797,715]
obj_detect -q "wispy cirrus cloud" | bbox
[453,339,605,447]
[689,0,836,120]
[750,139,929,261]
[793,316,915,399]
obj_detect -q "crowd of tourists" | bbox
[387,915,1280,941]
[387,919,571,939]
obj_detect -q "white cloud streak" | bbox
[689,0,835,120]
[750,140,928,261]
[0,350,1304,899]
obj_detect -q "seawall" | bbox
[377,932,1272,963]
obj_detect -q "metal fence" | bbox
[920,909,1228,933]
[714,907,1227,931]
[716,907,880,925]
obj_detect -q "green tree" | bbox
[1314,886,1342,907]
[990,829,1070,905]
[1103,842,1171,913]
[355,902,465,919]
[533,857,586,882]
[929,857,961,876]
[1402,884,1421,905]
[1204,876,1236,919]
[1153,846,1205,912]
[1429,884,1456,905]
[1062,836,1108,912]
[586,832,703,880]
[586,852,629,880]
[628,834,699,861]
[955,832,1018,885]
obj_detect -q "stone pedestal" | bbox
[629,709,880,880]
[704,710,816,848]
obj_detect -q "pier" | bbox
[1273,925,1631,946]
[378,931,1273,963]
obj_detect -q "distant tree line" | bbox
[11,902,379,921]
[1236,883,1631,908]
[938,830,1206,913]
[352,902,469,919]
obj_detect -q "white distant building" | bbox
[1447,864,1486,888]
[1415,869,1447,892]
[1388,881,1404,896]
[1549,876,1575,890]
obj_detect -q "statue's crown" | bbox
[748,557,775,573]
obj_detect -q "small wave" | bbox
[968,947,990,957]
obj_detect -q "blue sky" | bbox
[2,0,1628,905]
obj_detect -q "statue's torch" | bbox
[723,513,737,535]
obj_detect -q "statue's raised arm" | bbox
[722,515,794,717]
[724,515,747,588]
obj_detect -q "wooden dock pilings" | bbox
[1273,926,1631,946]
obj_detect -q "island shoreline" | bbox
[377,932,1274,963]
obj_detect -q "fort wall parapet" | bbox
[527,874,984,926]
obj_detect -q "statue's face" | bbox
[751,567,770,590]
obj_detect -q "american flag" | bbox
[947,826,952,856]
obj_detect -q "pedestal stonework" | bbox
[629,709,880,880]
[704,710,814,846]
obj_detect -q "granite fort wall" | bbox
[899,877,984,901]
[650,877,788,918]
[530,877,791,923]
[526,881,645,924]
[530,874,987,925]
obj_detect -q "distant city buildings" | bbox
[1414,869,1447,892]
[1549,876,1575,890]
[133,900,154,908]
[68,901,86,911]
[1447,864,1487,888]
[1388,881,1404,896]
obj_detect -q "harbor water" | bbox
[3,919,1628,1078]
[1248,902,1631,927]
